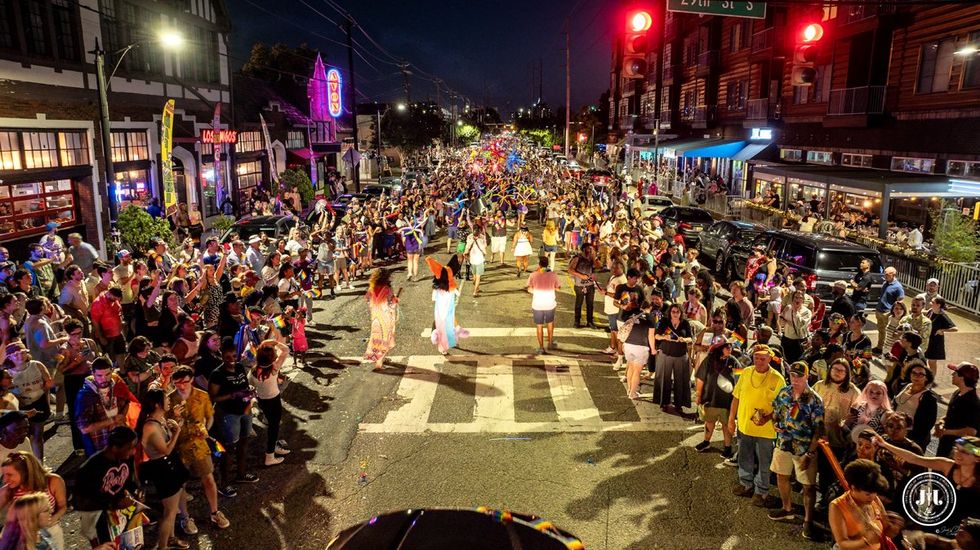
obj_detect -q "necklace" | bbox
[749,368,771,389]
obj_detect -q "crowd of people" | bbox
[0,137,971,549]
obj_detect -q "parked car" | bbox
[220,215,298,243]
[657,206,715,247]
[586,169,612,185]
[696,221,767,277]
[641,195,674,217]
[727,230,885,302]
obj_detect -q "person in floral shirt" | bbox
[769,361,825,541]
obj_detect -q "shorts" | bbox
[335,256,348,271]
[623,343,650,365]
[184,455,215,478]
[447,226,458,240]
[767,301,782,314]
[21,396,50,424]
[770,447,817,485]
[491,236,507,254]
[78,510,101,542]
[317,261,334,275]
[702,406,728,424]
[216,412,253,446]
[607,312,619,332]
[471,262,485,276]
[533,309,556,325]
[543,244,558,253]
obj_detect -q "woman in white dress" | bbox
[512,225,534,278]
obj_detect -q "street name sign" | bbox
[667,0,767,20]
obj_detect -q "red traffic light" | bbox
[801,22,824,42]
[628,10,652,33]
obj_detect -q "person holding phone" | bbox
[208,338,258,498]
[653,303,694,414]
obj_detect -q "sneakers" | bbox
[179,516,198,535]
[694,440,711,453]
[723,453,739,467]
[275,442,291,456]
[767,508,795,522]
[236,473,260,483]
[210,510,230,529]
[802,522,819,541]
[613,356,625,370]
[721,446,734,459]
[535,347,546,355]
[217,485,237,498]
[732,484,754,498]
[602,346,616,355]
[264,453,284,467]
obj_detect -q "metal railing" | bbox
[703,194,745,219]
[839,4,896,25]
[877,252,980,316]
[751,28,774,52]
[640,114,658,129]
[828,86,887,115]
[746,98,770,120]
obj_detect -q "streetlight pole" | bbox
[92,38,118,224]
[564,22,571,159]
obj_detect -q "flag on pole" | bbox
[260,114,279,184]
[161,99,177,216]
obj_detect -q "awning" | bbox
[655,138,706,156]
[288,148,327,160]
[680,139,746,158]
[731,142,772,162]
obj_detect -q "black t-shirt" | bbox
[940,389,980,450]
[209,363,251,415]
[695,356,736,409]
[614,283,646,319]
[852,271,873,305]
[194,351,222,382]
[655,318,693,357]
[624,314,653,347]
[74,451,137,512]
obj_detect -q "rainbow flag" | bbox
[304,288,323,299]
[242,343,258,364]
[731,332,746,349]
[271,315,288,329]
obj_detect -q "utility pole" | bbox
[345,20,360,191]
[564,22,571,159]
[92,38,118,225]
[400,61,412,103]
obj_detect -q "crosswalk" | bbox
[356,355,690,434]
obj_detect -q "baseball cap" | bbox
[948,362,980,384]
[789,361,809,378]
[927,277,940,285]
[752,344,773,357]
[116,249,131,259]
[248,235,261,244]
[45,221,59,231]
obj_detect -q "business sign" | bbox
[667,0,766,20]
[161,99,177,217]
[201,129,238,144]
[750,127,773,140]
[327,68,343,118]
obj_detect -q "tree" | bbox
[241,42,321,108]
[116,205,175,257]
[279,168,314,205]
[381,103,443,151]
[931,201,980,263]
[455,123,480,145]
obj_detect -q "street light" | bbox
[92,29,183,224]
[396,103,407,111]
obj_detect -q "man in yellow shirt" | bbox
[728,344,785,508]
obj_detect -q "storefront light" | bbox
[862,199,873,209]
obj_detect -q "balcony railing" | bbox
[619,116,636,130]
[696,50,719,75]
[640,114,659,129]
[746,98,770,120]
[839,4,896,25]
[751,28,774,52]
[827,86,886,115]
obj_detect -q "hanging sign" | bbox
[201,129,238,144]
[327,68,343,118]
[161,99,177,217]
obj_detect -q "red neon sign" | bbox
[201,129,238,144]
[327,68,343,118]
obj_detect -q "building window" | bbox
[100,0,163,77]
[57,132,89,167]
[916,38,955,94]
[963,32,980,89]
[236,160,263,201]
[793,65,832,104]
[780,148,802,162]
[0,0,19,50]
[236,132,263,153]
[286,131,305,149]
[180,27,220,84]
[0,179,76,238]
[806,150,834,165]
[23,0,49,56]
[725,80,746,112]
[947,160,980,178]
[1,130,91,171]
[891,157,935,174]
[110,131,149,163]
[730,20,751,52]
[23,132,59,169]
[842,153,872,168]
[115,169,150,207]
[51,0,79,61]
[0,132,21,171]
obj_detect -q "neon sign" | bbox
[201,129,238,144]
[327,68,342,118]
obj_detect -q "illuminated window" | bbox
[286,131,305,149]
[842,153,872,168]
[0,179,76,238]
[58,132,89,166]
[806,151,833,165]
[110,130,149,162]
[23,132,58,169]
[236,132,263,153]
[780,149,802,162]
[891,157,935,174]
[0,132,21,171]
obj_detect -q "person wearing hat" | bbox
[827,280,856,329]
[769,361,824,538]
[694,337,736,458]
[935,362,980,458]
[67,232,99,275]
[916,277,942,307]
[245,235,265,274]
[729,344,786,508]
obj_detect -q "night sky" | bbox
[227,0,614,113]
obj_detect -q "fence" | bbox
[877,252,980,316]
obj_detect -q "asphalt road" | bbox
[45,222,980,549]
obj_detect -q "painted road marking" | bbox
[357,356,687,434]
[418,327,606,338]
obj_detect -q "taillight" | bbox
[679,222,692,230]
[804,273,817,291]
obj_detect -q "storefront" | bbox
[109,130,154,208]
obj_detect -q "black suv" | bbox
[658,206,714,246]
[696,221,767,277]
[727,231,885,302]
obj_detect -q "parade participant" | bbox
[568,243,597,329]
[399,216,424,282]
[512,225,534,278]
[828,459,892,550]
[490,211,508,266]
[428,258,464,355]
[249,341,291,466]
[541,219,559,271]
[653,303,693,413]
[464,225,488,297]
[4,341,52,460]
[694,338,736,458]
[364,269,400,371]
[136,388,190,550]
[526,256,560,355]
[597,261,627,359]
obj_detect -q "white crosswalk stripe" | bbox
[355,355,690,434]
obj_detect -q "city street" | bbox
[40,224,976,549]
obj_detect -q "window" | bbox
[57,132,88,167]
[115,169,150,206]
[0,179,76,238]
[0,0,18,50]
[236,131,263,153]
[947,160,980,178]
[286,131,305,149]
[100,0,163,76]
[684,37,699,67]
[779,241,815,268]
[1,129,91,171]
[181,27,220,84]
[0,132,21,171]
[891,157,935,174]
[236,160,263,201]
[917,38,955,94]
[806,151,833,165]
[730,20,751,52]
[51,0,79,61]
[780,149,802,162]
[963,32,980,89]
[681,90,696,120]
[725,80,747,112]
[23,132,58,169]
[842,153,873,168]
[110,131,149,163]
[23,0,49,56]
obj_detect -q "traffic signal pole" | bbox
[345,20,361,191]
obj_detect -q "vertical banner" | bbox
[212,103,223,206]
[260,114,279,185]
[161,99,177,217]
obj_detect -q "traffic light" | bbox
[622,9,653,79]
[791,21,824,86]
